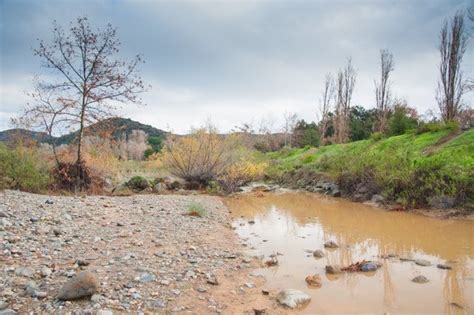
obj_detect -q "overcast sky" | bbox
[1,0,473,134]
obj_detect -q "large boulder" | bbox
[277,289,311,309]
[57,271,99,300]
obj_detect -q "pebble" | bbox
[305,274,322,287]
[40,267,52,277]
[323,241,338,249]
[415,259,432,267]
[312,249,325,258]
[325,265,342,274]
[277,289,311,309]
[412,275,429,284]
[437,264,452,270]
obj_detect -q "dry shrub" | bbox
[162,125,267,191]
[219,159,267,192]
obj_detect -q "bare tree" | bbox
[11,81,74,166]
[282,111,298,147]
[436,11,468,122]
[22,16,147,189]
[334,58,357,143]
[466,7,474,92]
[319,73,335,145]
[374,49,395,133]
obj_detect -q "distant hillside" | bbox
[0,129,52,144]
[0,117,167,145]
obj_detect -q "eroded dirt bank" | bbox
[0,190,284,314]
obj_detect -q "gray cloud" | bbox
[1,0,472,133]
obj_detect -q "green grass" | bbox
[186,202,207,217]
[267,128,474,209]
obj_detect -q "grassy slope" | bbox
[267,128,474,208]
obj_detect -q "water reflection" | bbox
[226,192,474,314]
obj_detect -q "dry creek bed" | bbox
[0,190,285,315]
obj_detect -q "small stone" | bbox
[305,274,322,287]
[323,240,338,249]
[139,273,156,283]
[412,275,429,284]
[325,265,342,274]
[0,301,7,311]
[75,259,89,267]
[244,282,255,288]
[57,271,99,300]
[415,259,431,267]
[253,308,267,315]
[0,309,16,315]
[91,294,103,303]
[206,273,219,285]
[312,250,325,258]
[96,310,113,315]
[160,280,170,286]
[53,229,63,237]
[196,287,207,293]
[15,267,35,278]
[41,267,52,277]
[277,289,311,309]
[0,218,12,228]
[25,281,38,297]
[248,220,255,225]
[30,216,39,223]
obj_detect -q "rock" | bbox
[412,275,429,284]
[437,264,452,270]
[276,289,311,309]
[415,259,431,267]
[206,273,219,285]
[0,301,7,311]
[152,182,166,193]
[244,282,255,288]
[139,273,156,283]
[360,262,379,272]
[96,310,113,315]
[15,267,35,278]
[253,308,267,315]
[428,195,456,209]
[248,220,256,225]
[57,271,99,300]
[324,240,338,249]
[53,229,63,237]
[0,309,16,315]
[305,274,322,288]
[45,200,54,205]
[91,294,103,303]
[0,218,12,228]
[312,249,325,258]
[325,265,342,274]
[41,266,52,277]
[371,194,385,203]
[25,281,38,297]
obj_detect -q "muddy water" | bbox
[225,192,474,314]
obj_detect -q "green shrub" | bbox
[0,144,50,192]
[416,121,459,134]
[125,176,149,191]
[186,202,206,217]
[370,132,384,141]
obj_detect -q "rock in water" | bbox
[360,262,379,272]
[415,259,431,267]
[323,241,338,249]
[412,275,429,284]
[305,275,322,288]
[312,250,325,258]
[437,264,452,270]
[325,265,342,274]
[57,271,99,300]
[277,289,311,309]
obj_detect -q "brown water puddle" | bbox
[225,192,474,314]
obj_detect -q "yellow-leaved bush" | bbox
[162,125,267,191]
